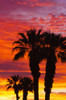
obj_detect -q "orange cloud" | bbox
[17,1,28,5]
[35,2,56,7]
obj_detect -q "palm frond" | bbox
[6,75,22,93]
[28,85,33,92]
[27,29,37,45]
[13,41,23,45]
[61,44,66,50]
[17,75,19,79]
[27,29,36,36]
[13,50,25,60]
[37,29,42,35]
[6,84,9,86]
[11,75,20,82]
[12,46,21,52]
[58,52,66,62]
[19,39,28,44]
[60,37,66,50]
[7,86,12,90]
[7,79,14,84]
[12,46,27,52]
[20,78,23,83]
[60,37,66,44]
[16,75,22,81]
[41,32,51,44]
[19,33,28,43]
[20,77,34,92]
[11,75,18,82]
[53,33,60,38]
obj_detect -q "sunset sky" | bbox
[0,0,66,100]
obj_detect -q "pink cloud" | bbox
[30,17,38,21]
[39,17,45,24]
[0,13,66,62]
[26,0,38,1]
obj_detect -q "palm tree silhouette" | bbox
[6,75,21,100]
[13,29,42,100]
[42,32,66,100]
[20,77,33,100]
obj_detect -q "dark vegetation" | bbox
[6,75,33,100]
[6,29,66,100]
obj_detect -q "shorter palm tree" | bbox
[20,77,34,100]
[6,75,21,100]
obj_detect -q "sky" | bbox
[0,0,66,100]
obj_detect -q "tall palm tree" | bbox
[20,77,33,100]
[42,32,66,100]
[13,29,43,100]
[6,75,21,100]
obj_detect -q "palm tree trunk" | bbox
[45,92,50,100]
[23,89,27,100]
[34,77,39,100]
[29,51,40,100]
[44,51,56,100]
[16,93,19,100]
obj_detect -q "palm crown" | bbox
[42,32,66,62]
[20,77,33,92]
[6,75,21,93]
[6,75,22,100]
[13,29,42,60]
[19,77,33,100]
